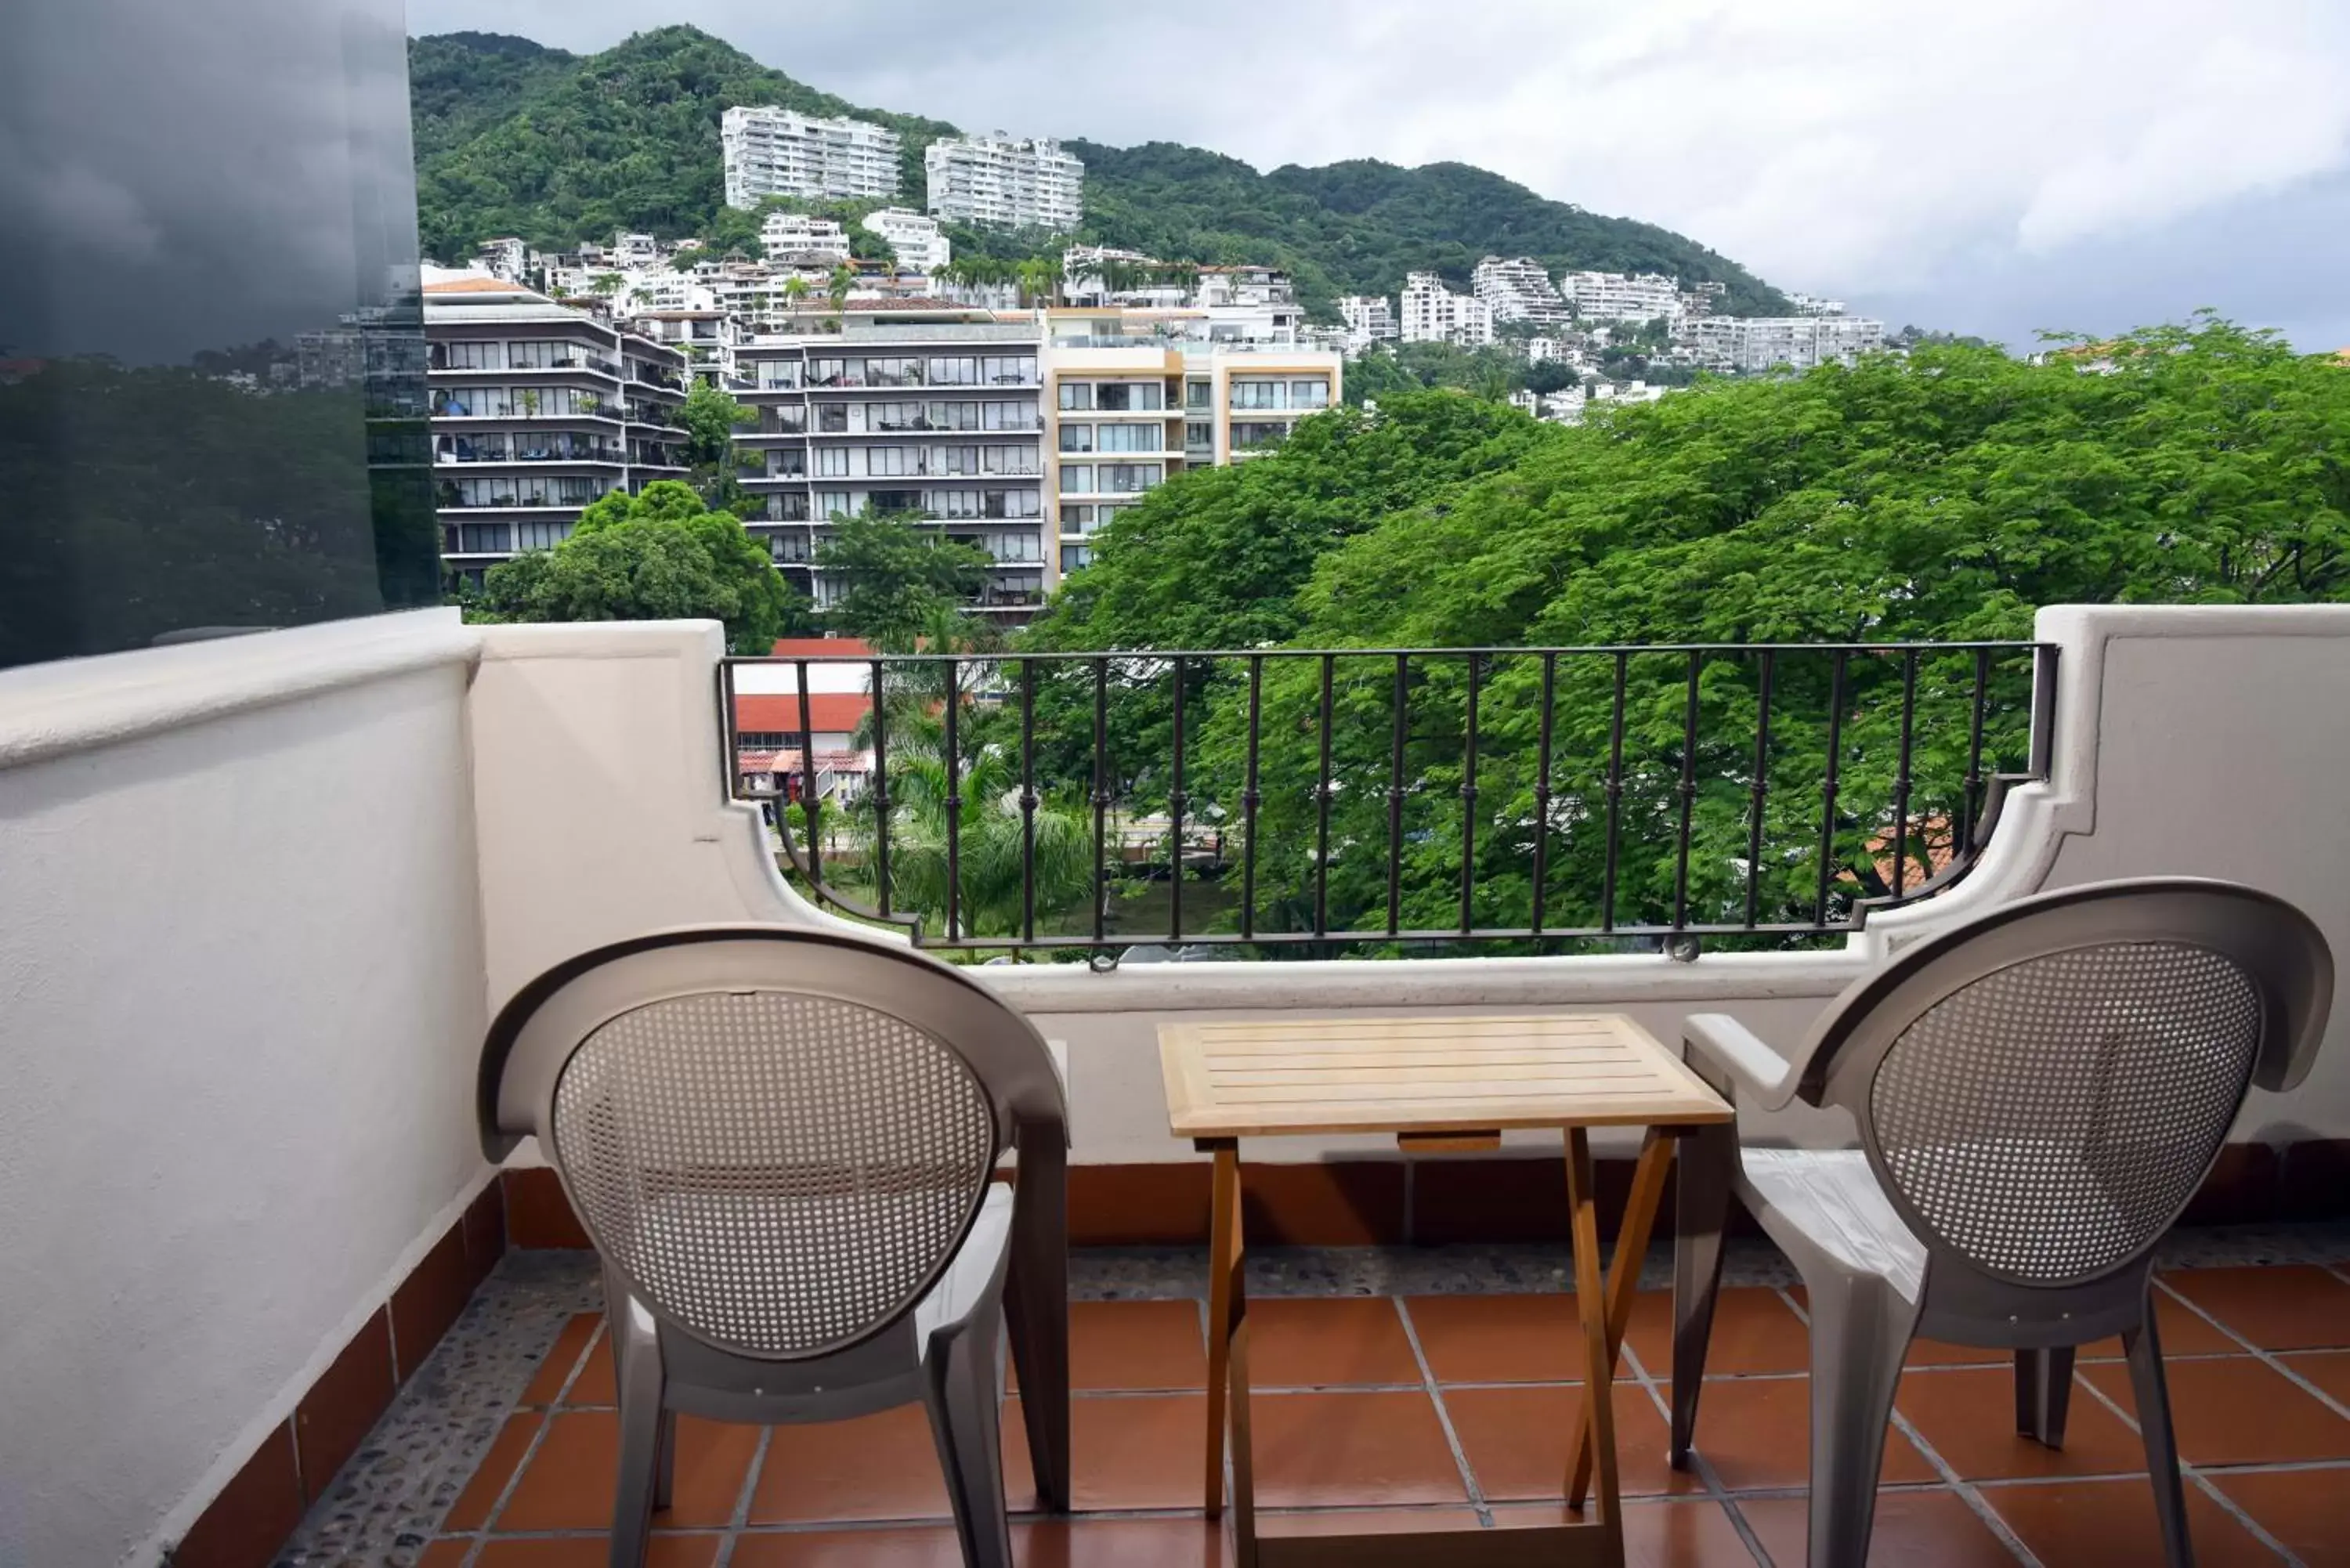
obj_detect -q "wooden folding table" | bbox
[1159,1013,1734,1568]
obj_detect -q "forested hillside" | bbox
[407,26,1787,313]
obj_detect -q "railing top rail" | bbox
[721,639,2050,667]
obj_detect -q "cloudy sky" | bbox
[407,0,2350,350]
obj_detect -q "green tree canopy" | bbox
[467,479,804,652]
[813,511,996,649]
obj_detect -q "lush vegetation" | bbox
[1007,320,2350,951]
[812,511,998,649]
[407,27,1787,316]
[463,479,804,652]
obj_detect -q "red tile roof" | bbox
[735,692,872,733]
[770,637,877,659]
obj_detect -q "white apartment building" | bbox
[861,208,951,276]
[924,133,1085,231]
[472,237,526,283]
[731,312,1049,618]
[1042,313,1340,577]
[1690,315,1885,374]
[1473,256,1571,327]
[423,277,689,582]
[1788,291,1849,317]
[760,212,852,265]
[1398,272,1495,347]
[1562,270,1683,324]
[627,308,744,388]
[1336,294,1397,346]
[1524,336,1576,365]
[722,107,902,208]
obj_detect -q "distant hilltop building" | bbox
[1336,294,1398,349]
[1399,271,1494,347]
[1788,291,1848,317]
[1691,315,1884,373]
[862,209,951,276]
[722,107,902,208]
[925,133,1084,231]
[760,211,852,265]
[1561,270,1683,324]
[1473,257,1571,327]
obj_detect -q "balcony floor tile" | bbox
[280,1230,2350,1567]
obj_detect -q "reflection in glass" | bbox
[0,0,439,669]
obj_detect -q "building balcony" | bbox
[7,606,2350,1568]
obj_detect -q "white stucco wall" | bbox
[0,610,491,1568]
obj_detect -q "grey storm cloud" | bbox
[425,1,2348,350]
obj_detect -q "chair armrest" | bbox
[1683,1013,1799,1111]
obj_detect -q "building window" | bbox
[1231,421,1291,452]
[982,401,1032,431]
[1187,379,1212,410]
[1096,423,1159,453]
[454,522,514,553]
[757,361,801,389]
[1184,420,1214,453]
[929,356,979,385]
[985,354,1036,385]
[808,357,847,387]
[1059,504,1094,529]
[1096,382,1162,411]
[1059,464,1094,493]
[817,447,850,476]
[867,446,910,477]
[1290,378,1331,408]
[515,520,574,551]
[1097,463,1162,494]
[1058,382,1094,411]
[439,341,501,370]
[1230,378,1288,410]
[1061,544,1093,573]
[982,445,1036,475]
[817,404,848,434]
[1058,424,1094,453]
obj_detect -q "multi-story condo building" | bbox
[1473,256,1571,327]
[472,237,527,283]
[423,276,689,583]
[1336,294,1399,346]
[760,212,852,265]
[1398,272,1495,347]
[1689,315,1885,374]
[1562,270,1683,324]
[627,308,745,389]
[861,208,951,277]
[1788,291,1849,317]
[1041,311,1340,577]
[721,107,902,208]
[924,133,1085,231]
[732,309,1049,619]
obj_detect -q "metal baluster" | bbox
[1960,646,1990,850]
[1671,650,1701,930]
[1890,649,1918,899]
[1459,653,1481,934]
[1743,651,1774,929]
[1092,656,1110,948]
[1531,652,1557,935]
[796,659,822,887]
[1600,651,1628,934]
[870,658,892,918]
[1314,654,1335,939]
[1241,655,1262,943]
[1169,656,1187,944]
[1387,653,1408,938]
[943,656,961,945]
[1019,659,1038,944]
[1815,650,1848,927]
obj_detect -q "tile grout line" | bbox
[1769,1283,2044,1568]
[462,1314,605,1562]
[2061,1346,2304,1567]
[2153,1274,2350,1422]
[1614,1329,1773,1566]
[711,1422,774,1567]
[1390,1295,1493,1526]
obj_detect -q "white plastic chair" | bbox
[1672,878,2331,1568]
[478,926,1072,1568]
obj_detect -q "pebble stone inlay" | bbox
[276,1222,2350,1566]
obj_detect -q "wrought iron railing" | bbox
[721,642,2055,963]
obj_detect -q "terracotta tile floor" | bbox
[385,1254,2350,1566]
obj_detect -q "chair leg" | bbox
[608,1301,665,1568]
[924,1320,1014,1568]
[653,1408,677,1511]
[1802,1273,1918,1568]
[1671,1122,1735,1467]
[1006,1129,1071,1512]
[2014,1347,2076,1449]
[2124,1309,2195,1568]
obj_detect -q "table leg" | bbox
[1564,1128,1625,1542]
[1204,1143,1259,1555]
[1567,1127,1676,1508]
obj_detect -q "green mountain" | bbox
[409,26,1789,316]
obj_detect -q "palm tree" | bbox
[827,263,854,327]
